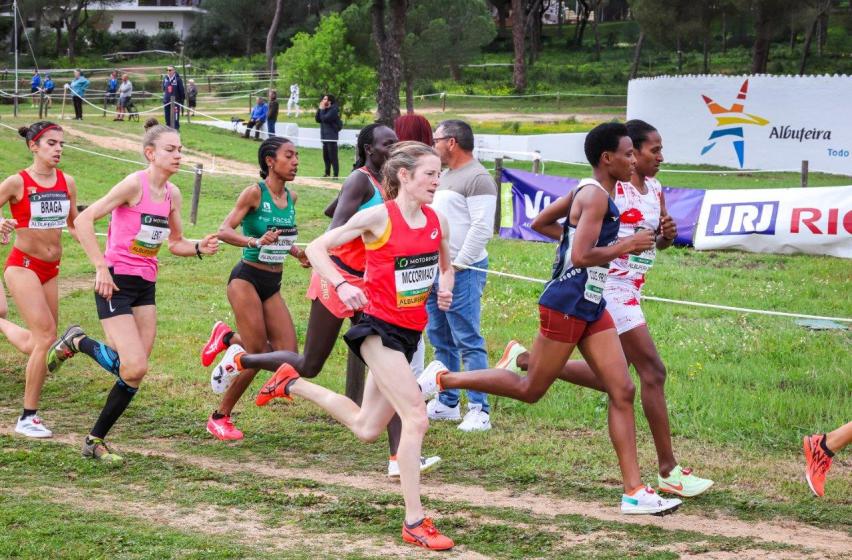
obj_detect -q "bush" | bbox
[152,30,181,52]
[115,31,150,53]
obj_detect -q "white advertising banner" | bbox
[627,75,852,175]
[694,186,852,258]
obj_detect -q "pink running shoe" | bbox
[201,321,233,367]
[206,413,243,441]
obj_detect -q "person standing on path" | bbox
[106,72,119,106]
[116,74,133,122]
[186,79,198,116]
[425,119,495,432]
[287,83,300,117]
[266,90,279,138]
[68,70,90,121]
[161,66,185,130]
[316,94,342,178]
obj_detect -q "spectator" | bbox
[425,119,496,432]
[68,69,90,120]
[42,74,55,108]
[30,71,41,106]
[161,65,185,129]
[186,79,198,116]
[394,113,433,145]
[315,94,343,178]
[287,83,300,117]
[267,90,279,137]
[115,74,133,121]
[244,96,268,140]
[106,71,118,105]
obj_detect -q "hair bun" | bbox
[144,118,160,131]
[18,126,29,138]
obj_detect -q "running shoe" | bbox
[803,433,833,497]
[81,436,123,464]
[46,324,85,373]
[14,415,53,438]
[388,455,442,478]
[426,398,461,421]
[418,360,448,400]
[620,486,681,516]
[201,320,233,367]
[206,413,244,441]
[495,340,527,374]
[401,517,454,550]
[658,465,713,497]
[458,405,491,432]
[256,363,300,406]
[210,344,245,394]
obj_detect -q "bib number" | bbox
[583,266,608,304]
[28,191,70,229]
[394,252,438,307]
[258,225,297,264]
[130,213,169,257]
[627,249,655,274]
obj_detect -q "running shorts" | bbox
[5,247,60,284]
[306,259,366,319]
[344,313,421,364]
[538,305,615,344]
[228,260,282,302]
[603,278,646,335]
[95,268,156,319]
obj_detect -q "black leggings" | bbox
[72,96,83,119]
[322,141,339,177]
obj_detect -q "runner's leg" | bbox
[826,421,852,454]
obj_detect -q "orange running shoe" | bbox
[803,434,833,497]
[401,517,454,550]
[256,363,300,406]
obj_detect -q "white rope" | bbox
[443,91,626,99]
[76,94,169,115]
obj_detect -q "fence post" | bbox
[441,91,446,112]
[801,160,808,188]
[532,152,542,174]
[344,350,366,405]
[60,87,67,120]
[169,95,175,128]
[102,92,107,117]
[207,75,212,93]
[493,157,503,234]
[38,89,45,119]
[190,163,203,225]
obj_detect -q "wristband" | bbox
[334,279,349,291]
[247,237,256,248]
[195,241,203,260]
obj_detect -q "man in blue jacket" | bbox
[30,71,41,106]
[244,97,268,140]
[68,69,90,120]
[106,71,119,105]
[162,65,185,129]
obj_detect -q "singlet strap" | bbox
[357,166,385,197]
[565,179,607,228]
[137,170,173,207]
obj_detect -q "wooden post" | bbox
[207,74,211,93]
[38,89,45,119]
[60,87,67,120]
[169,95,175,128]
[344,350,366,405]
[441,91,446,112]
[102,91,107,117]
[190,163,203,225]
[801,160,809,188]
[493,157,504,234]
[532,152,542,174]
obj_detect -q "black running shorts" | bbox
[343,313,421,364]
[94,269,156,320]
[228,260,282,302]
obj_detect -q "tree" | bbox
[798,0,832,74]
[266,0,284,79]
[736,0,790,73]
[511,0,544,92]
[186,0,272,57]
[371,0,406,125]
[277,13,374,118]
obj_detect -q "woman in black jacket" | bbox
[315,94,343,178]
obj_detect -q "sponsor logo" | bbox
[768,125,832,142]
[700,79,769,168]
[263,202,272,212]
[705,201,779,236]
[430,228,438,239]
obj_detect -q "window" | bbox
[159,21,175,30]
[121,21,136,30]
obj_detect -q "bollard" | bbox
[493,157,504,234]
[345,350,367,405]
[532,152,542,174]
[801,160,809,188]
[190,163,203,225]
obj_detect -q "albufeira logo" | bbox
[700,79,769,168]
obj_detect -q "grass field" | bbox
[0,118,849,559]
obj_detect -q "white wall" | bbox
[105,10,198,37]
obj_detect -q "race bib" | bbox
[583,266,608,304]
[394,252,438,307]
[28,191,70,229]
[258,225,298,264]
[129,213,169,257]
[627,249,655,274]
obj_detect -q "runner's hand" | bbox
[199,234,219,255]
[257,228,280,246]
[436,289,453,311]
[0,218,16,243]
[292,247,311,268]
[628,229,655,254]
[337,282,366,311]
[658,214,677,241]
[95,266,119,300]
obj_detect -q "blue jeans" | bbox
[426,257,490,413]
[267,120,276,137]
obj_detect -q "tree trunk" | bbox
[371,0,406,125]
[592,4,601,61]
[799,17,818,75]
[721,11,727,54]
[405,75,414,114]
[703,32,710,73]
[557,0,564,38]
[449,63,461,81]
[266,0,284,77]
[629,30,645,80]
[676,36,683,73]
[817,11,828,55]
[65,1,89,62]
[53,24,63,58]
[575,0,590,46]
[511,0,526,92]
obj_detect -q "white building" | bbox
[95,1,206,38]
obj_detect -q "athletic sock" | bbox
[20,408,36,420]
[404,518,425,530]
[234,351,246,371]
[211,411,226,420]
[627,485,646,496]
[78,336,121,376]
[284,378,298,396]
[820,434,835,457]
[222,332,234,347]
[90,380,137,439]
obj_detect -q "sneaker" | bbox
[15,415,53,438]
[495,340,527,374]
[206,413,244,441]
[426,398,461,421]
[201,320,233,367]
[401,517,454,550]
[803,434,833,497]
[418,360,448,400]
[46,324,85,373]
[621,486,681,516]
[210,343,245,394]
[658,465,714,497]
[458,405,491,432]
[256,363,300,406]
[388,455,442,477]
[81,436,123,464]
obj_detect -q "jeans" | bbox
[322,141,339,177]
[426,256,490,413]
[267,119,276,137]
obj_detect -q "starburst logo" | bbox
[700,79,769,168]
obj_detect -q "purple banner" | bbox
[499,168,704,246]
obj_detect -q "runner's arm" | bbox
[571,187,654,267]
[217,184,276,248]
[328,173,374,228]
[656,190,677,250]
[74,175,141,269]
[64,173,80,241]
[0,175,23,241]
[531,193,572,240]
[167,186,219,257]
[436,212,454,311]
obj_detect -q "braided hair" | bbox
[353,123,383,170]
[258,136,295,179]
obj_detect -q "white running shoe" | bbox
[387,455,442,478]
[15,415,53,438]
[210,344,245,394]
[426,398,461,421]
[418,360,448,400]
[620,486,681,516]
[495,340,527,374]
[458,405,491,432]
